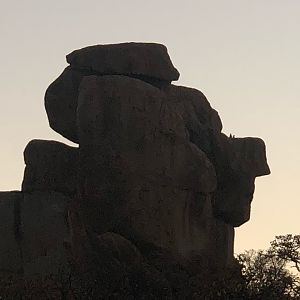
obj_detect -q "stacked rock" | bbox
[0,42,270,297]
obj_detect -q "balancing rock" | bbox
[0,42,270,298]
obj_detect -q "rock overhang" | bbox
[66,42,180,82]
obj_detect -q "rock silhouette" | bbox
[45,43,179,143]
[0,42,270,298]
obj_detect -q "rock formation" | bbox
[0,42,270,298]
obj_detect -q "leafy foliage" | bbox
[237,235,300,300]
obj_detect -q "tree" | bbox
[237,235,300,300]
[271,235,300,272]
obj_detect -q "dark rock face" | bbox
[76,72,270,266]
[229,137,270,177]
[21,191,70,276]
[45,43,179,143]
[0,191,70,276]
[165,84,223,136]
[96,232,144,266]
[45,67,89,142]
[77,75,218,261]
[0,42,270,297]
[211,136,270,227]
[67,42,180,82]
[0,192,23,273]
[22,139,78,194]
[163,85,270,227]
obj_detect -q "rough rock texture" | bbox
[77,75,219,261]
[45,43,179,143]
[0,42,270,298]
[65,217,173,298]
[229,137,270,176]
[211,136,270,227]
[0,192,23,273]
[45,67,91,142]
[22,139,78,194]
[163,85,270,227]
[165,84,223,137]
[67,42,179,82]
[21,191,70,276]
[0,191,70,276]
[96,232,144,266]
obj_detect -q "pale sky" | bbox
[0,0,299,253]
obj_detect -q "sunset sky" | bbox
[0,0,299,253]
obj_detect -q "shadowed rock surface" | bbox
[77,75,218,263]
[0,42,270,298]
[0,191,70,276]
[22,139,78,194]
[44,67,89,142]
[0,192,23,273]
[45,43,179,143]
[67,42,180,82]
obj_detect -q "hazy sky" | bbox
[0,0,299,253]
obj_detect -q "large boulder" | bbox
[165,84,223,135]
[0,43,272,296]
[67,42,179,82]
[44,67,90,142]
[22,139,78,195]
[164,85,270,227]
[77,75,217,259]
[45,43,179,143]
[211,136,270,227]
[229,137,271,177]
